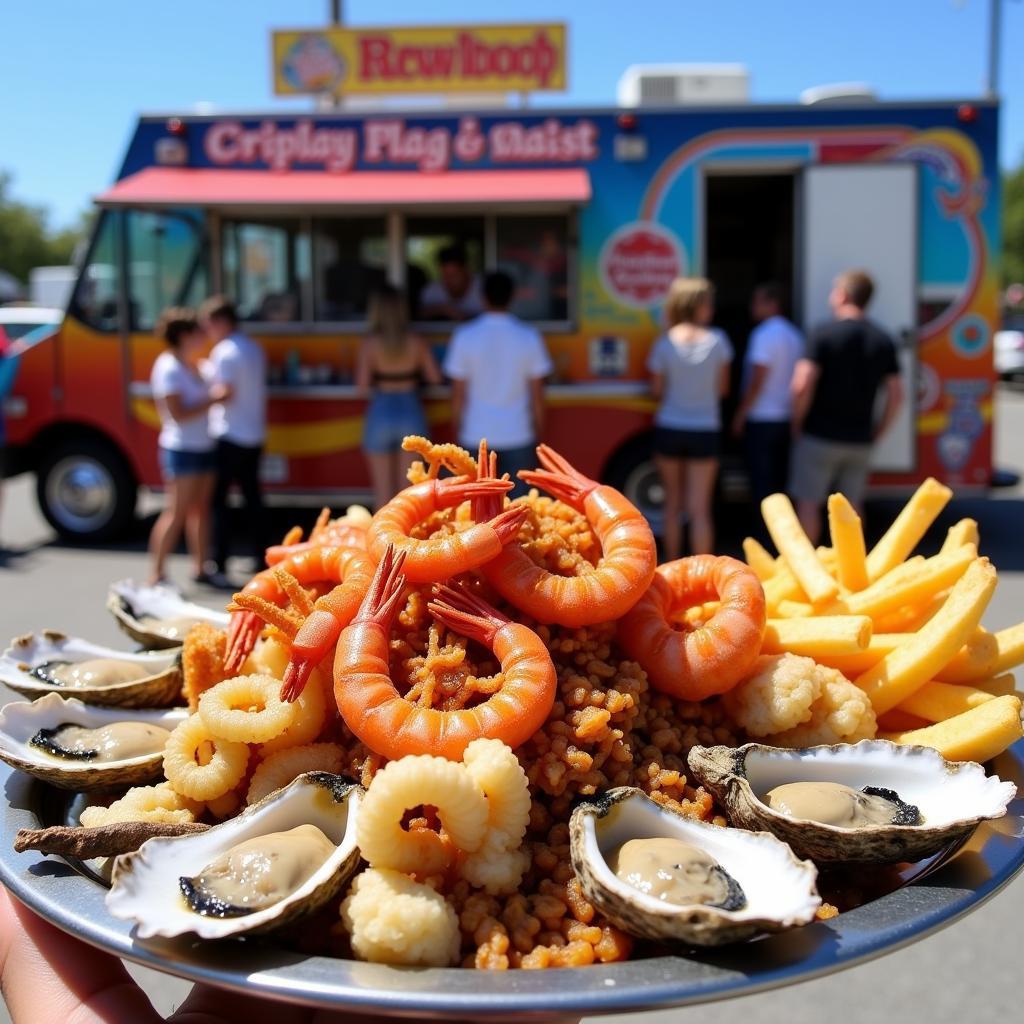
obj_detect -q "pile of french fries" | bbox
[744,479,1024,763]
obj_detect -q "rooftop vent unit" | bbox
[800,82,877,106]
[617,64,750,107]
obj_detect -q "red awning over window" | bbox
[96,167,592,208]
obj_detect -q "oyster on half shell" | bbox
[0,693,186,790]
[569,787,820,945]
[0,631,182,707]
[688,740,1017,864]
[107,580,229,650]
[107,772,363,939]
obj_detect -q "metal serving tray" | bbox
[0,748,1021,1022]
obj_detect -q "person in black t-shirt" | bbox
[790,269,903,542]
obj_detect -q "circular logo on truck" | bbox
[282,34,347,93]
[599,222,686,309]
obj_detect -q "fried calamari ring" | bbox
[460,738,531,894]
[356,755,488,876]
[162,717,249,801]
[340,867,461,967]
[198,674,296,743]
[79,782,201,828]
[245,742,344,805]
[257,666,329,756]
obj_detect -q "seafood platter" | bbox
[0,437,1021,1017]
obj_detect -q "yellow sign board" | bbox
[272,24,567,96]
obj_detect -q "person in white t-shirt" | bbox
[147,308,226,585]
[199,296,268,582]
[444,272,553,494]
[731,283,804,503]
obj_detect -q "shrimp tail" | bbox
[490,505,529,545]
[224,611,262,673]
[356,545,409,627]
[472,440,511,522]
[518,446,597,513]
[281,608,342,702]
[436,475,513,510]
[428,582,509,645]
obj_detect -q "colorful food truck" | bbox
[4,96,998,539]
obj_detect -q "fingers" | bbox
[0,885,161,1024]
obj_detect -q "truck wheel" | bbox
[36,438,137,542]
[603,434,665,534]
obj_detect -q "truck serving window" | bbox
[406,216,485,322]
[68,212,121,332]
[222,218,306,323]
[496,215,570,323]
[313,217,388,322]
[126,210,206,331]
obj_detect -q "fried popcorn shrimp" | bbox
[340,867,461,967]
[723,654,821,737]
[245,742,344,805]
[773,671,877,747]
[357,755,489,876]
[79,782,201,828]
[198,674,297,743]
[402,435,479,483]
[182,623,230,711]
[461,739,531,894]
[162,716,249,802]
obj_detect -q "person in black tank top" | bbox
[790,270,903,542]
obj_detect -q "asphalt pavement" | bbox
[1,389,1023,1023]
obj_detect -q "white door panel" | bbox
[801,164,917,472]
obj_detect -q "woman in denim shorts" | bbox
[147,308,224,584]
[357,286,442,509]
[647,278,734,560]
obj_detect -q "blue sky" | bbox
[3,0,1023,228]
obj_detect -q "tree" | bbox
[1003,164,1024,286]
[0,171,90,287]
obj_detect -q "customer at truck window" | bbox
[357,285,442,510]
[445,271,553,494]
[647,277,733,561]
[731,282,804,504]
[147,308,225,585]
[419,245,484,322]
[199,295,268,585]
[790,269,903,542]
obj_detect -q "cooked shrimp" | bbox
[332,549,557,761]
[474,443,657,627]
[265,507,368,564]
[225,545,375,673]
[366,476,526,584]
[617,555,767,700]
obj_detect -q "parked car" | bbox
[995,323,1024,379]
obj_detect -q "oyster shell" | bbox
[107,580,229,649]
[0,631,183,707]
[688,740,1017,864]
[569,787,820,945]
[107,772,363,939]
[0,693,186,790]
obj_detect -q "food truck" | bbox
[4,67,999,539]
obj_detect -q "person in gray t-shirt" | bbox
[647,277,733,560]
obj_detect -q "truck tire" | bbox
[36,437,137,542]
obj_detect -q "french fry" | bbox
[815,632,908,676]
[827,494,869,591]
[761,494,839,607]
[865,477,952,581]
[879,694,1023,763]
[840,545,976,622]
[877,709,932,732]
[742,537,777,581]
[898,681,995,722]
[855,558,997,714]
[760,616,872,659]
[775,599,814,618]
[873,589,949,633]
[940,517,980,555]
[969,673,1019,697]
[936,621,1024,683]
[763,567,806,611]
